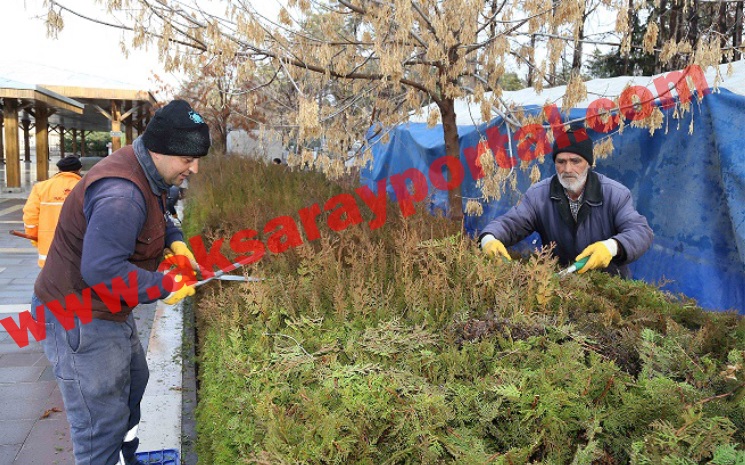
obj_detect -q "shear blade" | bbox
[557,265,577,278]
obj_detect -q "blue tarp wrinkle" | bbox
[362,90,745,313]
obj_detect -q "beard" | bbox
[558,166,589,196]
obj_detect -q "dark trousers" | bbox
[33,294,149,465]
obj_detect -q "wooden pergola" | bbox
[1,76,157,190]
[0,77,84,189]
[41,85,157,153]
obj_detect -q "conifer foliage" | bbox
[185,157,745,464]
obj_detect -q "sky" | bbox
[2,0,290,97]
[2,0,622,100]
[2,0,182,93]
[3,0,611,93]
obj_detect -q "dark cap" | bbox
[56,156,82,172]
[552,126,594,166]
[141,100,211,157]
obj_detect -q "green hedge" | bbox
[184,155,745,465]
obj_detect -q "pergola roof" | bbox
[1,61,157,132]
[39,85,157,132]
[0,76,85,118]
[1,62,160,188]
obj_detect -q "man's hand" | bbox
[576,240,617,273]
[30,240,38,247]
[482,238,511,262]
[162,274,196,305]
[168,240,199,273]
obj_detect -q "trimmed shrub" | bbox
[185,155,745,465]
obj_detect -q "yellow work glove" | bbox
[162,274,196,305]
[575,240,617,273]
[482,238,512,262]
[169,240,200,273]
[31,240,38,247]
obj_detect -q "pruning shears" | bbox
[195,271,264,288]
[163,248,264,288]
[556,256,590,279]
[193,258,266,288]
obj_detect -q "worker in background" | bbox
[166,184,181,219]
[479,125,654,278]
[22,155,83,267]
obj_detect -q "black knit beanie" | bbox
[57,156,82,172]
[552,126,594,166]
[141,100,211,157]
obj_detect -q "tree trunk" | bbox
[718,1,728,51]
[690,0,700,48]
[437,97,463,222]
[659,0,668,41]
[670,1,680,43]
[735,1,744,60]
[669,0,684,69]
[572,9,587,73]
[548,3,558,86]
[216,127,228,154]
[623,0,634,75]
[488,0,499,38]
[655,0,667,73]
[527,34,536,87]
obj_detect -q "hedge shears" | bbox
[195,269,264,287]
[556,256,589,279]
[163,248,263,288]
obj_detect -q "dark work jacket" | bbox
[35,146,168,321]
[479,171,654,278]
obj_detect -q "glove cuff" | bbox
[480,234,497,249]
[601,239,618,257]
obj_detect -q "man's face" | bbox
[555,152,589,195]
[150,152,199,186]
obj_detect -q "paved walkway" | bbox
[0,159,189,464]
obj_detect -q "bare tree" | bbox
[176,58,266,153]
[44,0,726,217]
[591,0,744,76]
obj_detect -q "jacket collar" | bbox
[582,170,602,205]
[54,171,82,180]
[133,137,169,196]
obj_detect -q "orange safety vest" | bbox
[23,171,82,267]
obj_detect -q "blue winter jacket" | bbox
[479,171,654,278]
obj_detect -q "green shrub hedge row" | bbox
[184,156,744,464]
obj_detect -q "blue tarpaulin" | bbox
[362,64,745,314]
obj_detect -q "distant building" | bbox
[226,129,285,162]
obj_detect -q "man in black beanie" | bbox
[32,100,209,465]
[56,154,84,172]
[479,125,653,278]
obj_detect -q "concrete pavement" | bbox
[0,159,193,465]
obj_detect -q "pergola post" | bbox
[136,106,144,137]
[35,104,50,182]
[71,128,78,155]
[21,112,32,163]
[59,126,66,158]
[0,115,5,164]
[3,98,21,189]
[80,130,86,156]
[124,101,134,146]
[111,100,122,151]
